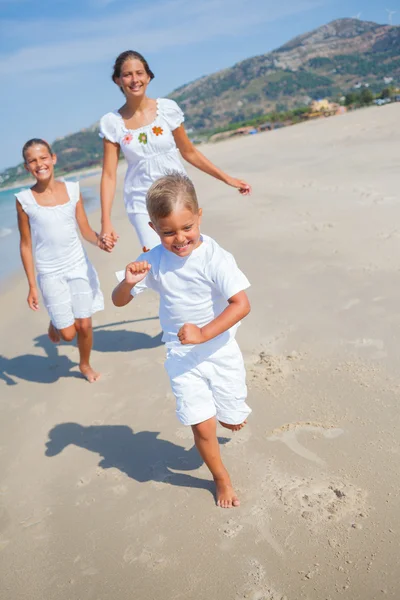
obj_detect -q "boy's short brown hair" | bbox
[146,172,199,222]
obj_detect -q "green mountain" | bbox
[1,18,399,188]
[170,18,400,130]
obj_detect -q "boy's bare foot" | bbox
[79,364,100,383]
[48,322,61,343]
[215,476,240,508]
[219,420,247,432]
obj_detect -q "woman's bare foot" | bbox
[48,322,61,343]
[215,476,240,508]
[219,420,247,432]
[79,363,100,383]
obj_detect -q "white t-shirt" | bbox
[116,235,250,353]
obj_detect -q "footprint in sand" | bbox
[270,472,367,530]
[267,422,344,466]
[249,351,303,390]
[237,559,287,600]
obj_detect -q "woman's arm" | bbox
[178,290,251,345]
[16,200,39,310]
[100,139,120,241]
[76,196,114,251]
[173,126,251,195]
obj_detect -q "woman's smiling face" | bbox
[116,58,151,98]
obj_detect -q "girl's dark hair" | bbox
[22,138,53,162]
[112,50,155,93]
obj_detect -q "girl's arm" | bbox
[178,290,251,345]
[173,126,251,195]
[76,195,113,252]
[100,139,120,242]
[16,200,39,310]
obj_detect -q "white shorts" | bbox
[128,212,161,251]
[165,339,252,426]
[37,259,104,330]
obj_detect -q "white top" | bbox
[16,181,87,276]
[99,98,187,216]
[116,235,250,353]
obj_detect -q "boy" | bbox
[112,172,251,507]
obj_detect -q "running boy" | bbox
[112,172,251,507]
[16,138,113,382]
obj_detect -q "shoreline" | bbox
[0,181,105,290]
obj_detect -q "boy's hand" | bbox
[125,261,151,285]
[178,323,206,345]
[27,287,39,311]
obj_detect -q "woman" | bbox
[99,50,251,251]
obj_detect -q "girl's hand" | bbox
[100,224,119,246]
[27,287,39,311]
[125,261,151,286]
[97,233,115,252]
[226,177,252,196]
[177,323,206,345]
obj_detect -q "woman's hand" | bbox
[27,287,40,311]
[100,224,119,246]
[97,233,115,252]
[225,177,252,195]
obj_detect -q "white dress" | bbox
[99,98,187,249]
[16,181,104,330]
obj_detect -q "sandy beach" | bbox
[1,103,400,599]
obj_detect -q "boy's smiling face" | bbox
[150,204,203,257]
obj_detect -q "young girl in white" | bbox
[99,50,252,252]
[16,139,113,383]
[112,172,252,507]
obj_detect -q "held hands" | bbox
[226,176,252,196]
[27,287,39,311]
[97,233,115,253]
[178,323,207,345]
[125,261,151,286]
[100,224,119,250]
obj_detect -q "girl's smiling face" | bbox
[24,145,56,181]
[115,58,151,98]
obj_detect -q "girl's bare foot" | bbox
[219,420,247,432]
[215,476,240,508]
[48,322,61,343]
[79,363,100,383]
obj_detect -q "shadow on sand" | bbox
[0,318,162,386]
[45,422,229,499]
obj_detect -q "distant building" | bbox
[383,76,394,84]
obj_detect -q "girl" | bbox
[99,50,252,252]
[16,138,113,383]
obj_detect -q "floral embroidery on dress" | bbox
[138,132,148,144]
[122,133,133,145]
[152,126,164,136]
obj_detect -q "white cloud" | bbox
[0,0,327,76]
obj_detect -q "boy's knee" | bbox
[192,418,216,441]
[75,318,92,335]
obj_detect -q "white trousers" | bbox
[165,339,252,426]
[128,212,160,251]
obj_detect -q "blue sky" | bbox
[0,0,396,170]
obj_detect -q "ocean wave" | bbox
[0,227,13,238]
